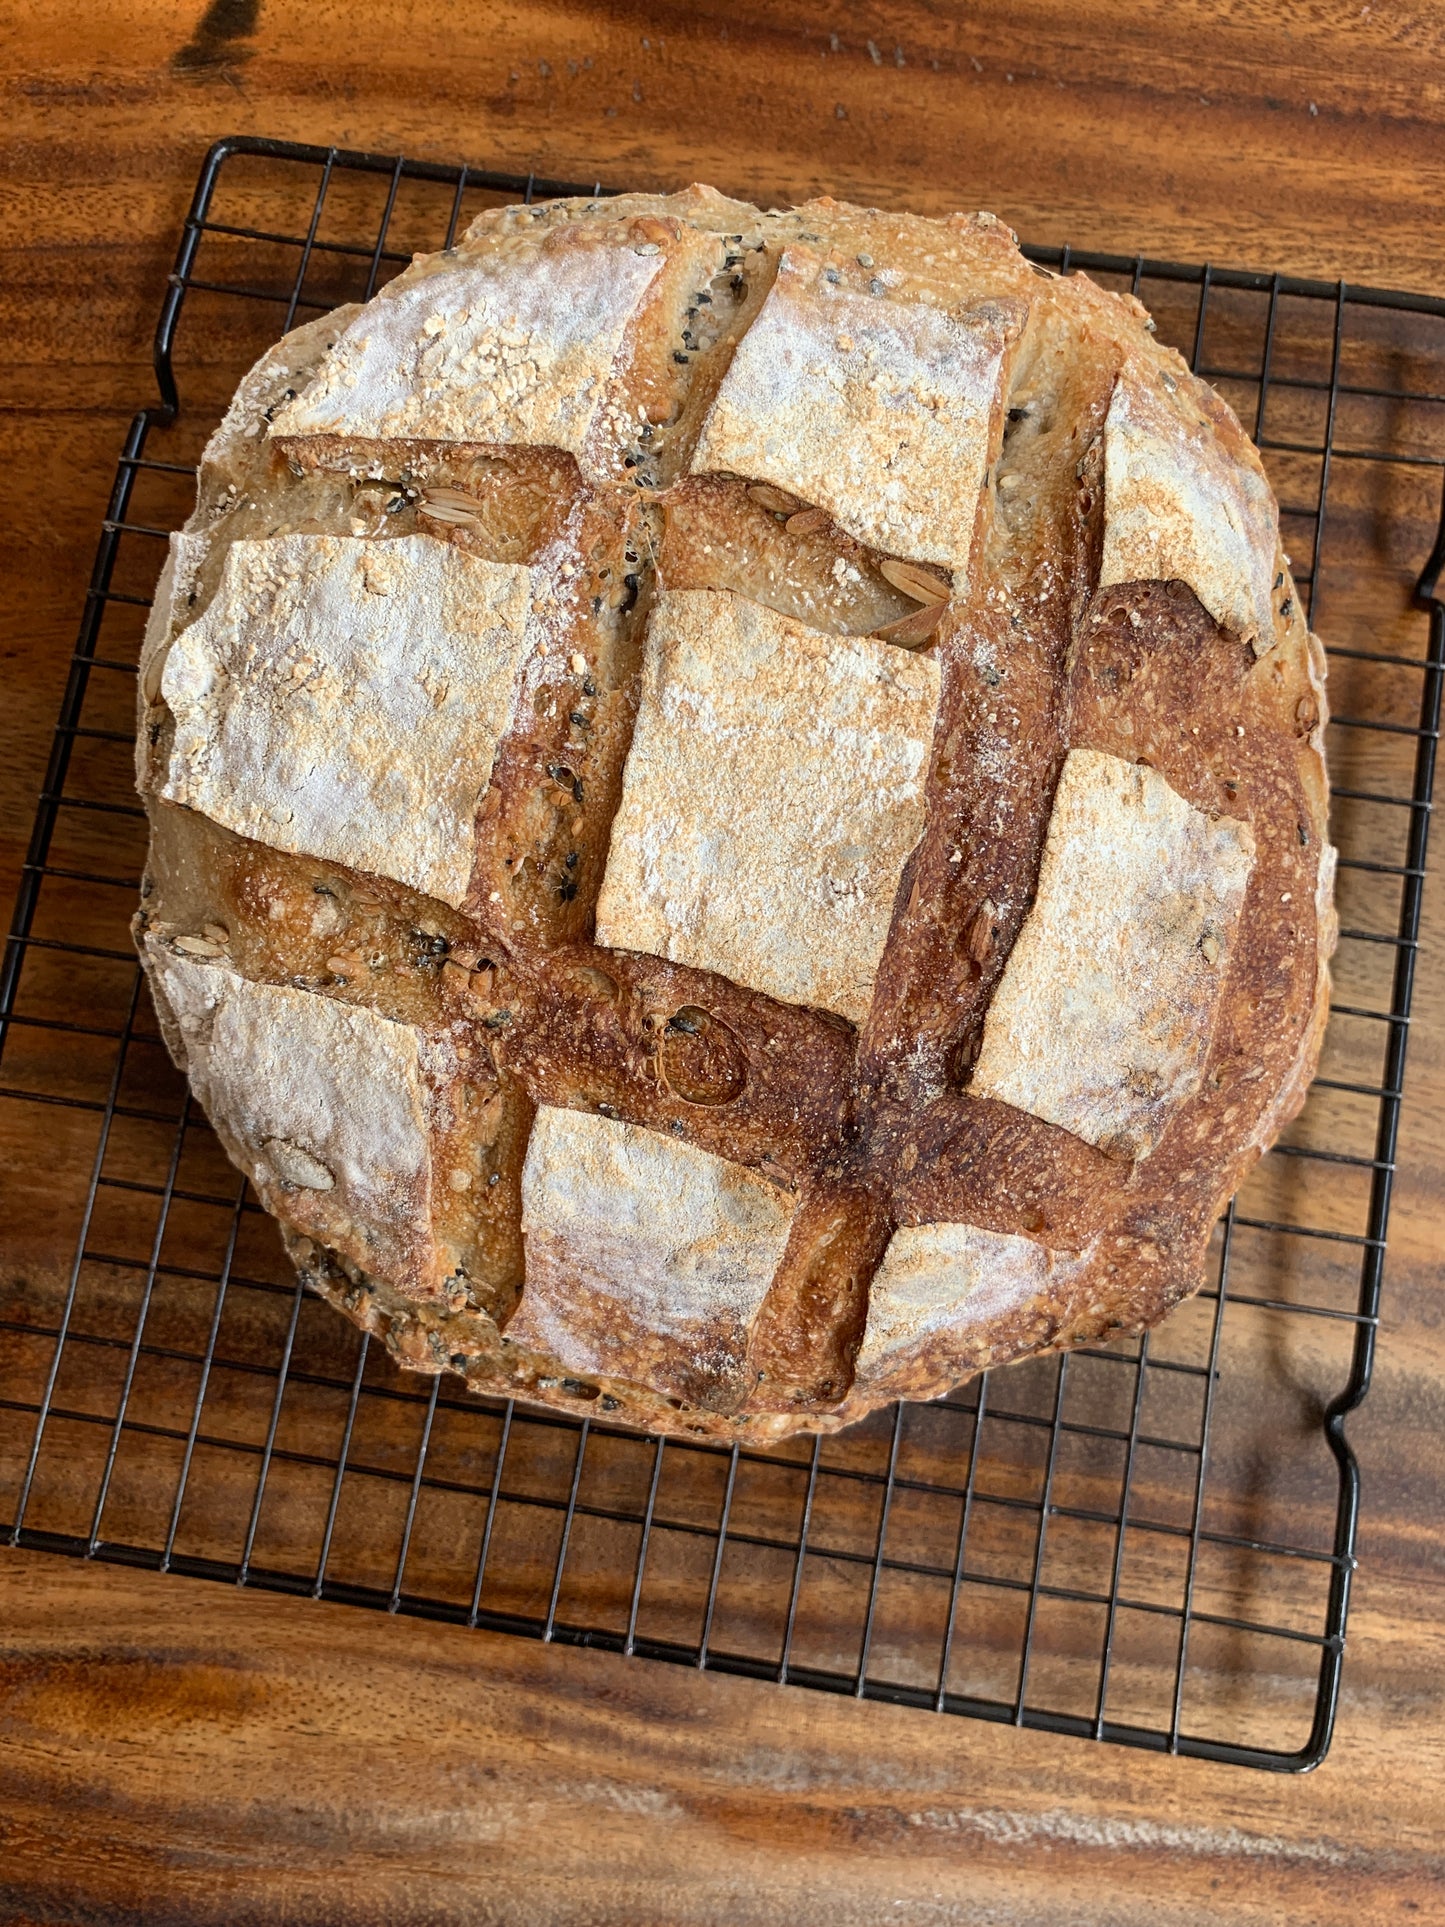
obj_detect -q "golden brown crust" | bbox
[134,185,1334,1443]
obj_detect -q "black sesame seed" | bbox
[565,850,579,869]
[1280,597,1293,617]
[673,351,689,364]
[557,878,578,902]
[449,1352,468,1369]
[696,290,713,304]
[583,676,597,697]
[569,709,591,728]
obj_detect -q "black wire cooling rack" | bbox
[2,137,1442,1775]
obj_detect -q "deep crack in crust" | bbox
[133,184,1334,1443]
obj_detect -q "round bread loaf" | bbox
[134,186,1334,1443]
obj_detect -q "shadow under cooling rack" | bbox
[2,136,1443,1775]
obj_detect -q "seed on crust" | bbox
[878,557,950,605]
[417,488,482,526]
[141,639,173,707]
[746,482,804,515]
[872,601,946,649]
[965,902,995,963]
[785,506,830,536]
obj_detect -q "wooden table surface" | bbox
[3,4,1444,1921]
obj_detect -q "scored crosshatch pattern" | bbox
[1,138,1442,1774]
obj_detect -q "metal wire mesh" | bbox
[2,136,1442,1773]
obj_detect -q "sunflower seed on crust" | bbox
[872,600,946,648]
[878,557,950,605]
[746,482,803,515]
[141,638,173,707]
[417,502,482,527]
[785,506,830,536]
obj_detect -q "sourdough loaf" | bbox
[134,186,1334,1443]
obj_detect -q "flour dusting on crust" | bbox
[143,938,442,1286]
[269,242,663,470]
[159,534,532,907]
[595,588,940,1024]
[509,1106,796,1405]
[693,247,1021,575]
[970,748,1256,1159]
[1101,364,1279,651]
[855,1221,1095,1399]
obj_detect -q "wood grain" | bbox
[1,3,1443,1921]
[0,1547,1443,1926]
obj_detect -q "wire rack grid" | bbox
[1,137,1442,1775]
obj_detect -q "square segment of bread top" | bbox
[969,747,1256,1161]
[154,533,533,909]
[267,241,663,464]
[595,588,941,1027]
[853,1220,1096,1400]
[691,245,1022,577]
[507,1105,797,1405]
[1102,361,1281,655]
[144,939,443,1289]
